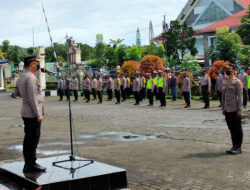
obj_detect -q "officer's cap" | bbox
[23,55,40,63]
[226,63,236,70]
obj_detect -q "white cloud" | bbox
[0,0,187,47]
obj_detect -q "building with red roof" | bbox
[152,0,249,67]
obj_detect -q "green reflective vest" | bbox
[248,76,250,89]
[154,77,158,86]
[147,79,153,89]
[158,77,164,88]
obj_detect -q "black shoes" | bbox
[202,106,209,109]
[73,100,78,102]
[85,100,90,103]
[159,105,166,107]
[58,99,63,101]
[23,163,46,173]
[184,106,191,108]
[147,104,153,106]
[97,102,102,104]
[134,103,139,105]
[218,105,222,107]
[115,102,120,104]
[226,147,242,155]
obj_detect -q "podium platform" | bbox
[0,155,127,190]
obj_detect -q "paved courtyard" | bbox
[0,92,250,190]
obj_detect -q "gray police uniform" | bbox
[222,77,243,149]
[239,72,248,107]
[15,69,44,167]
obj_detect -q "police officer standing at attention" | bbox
[222,64,243,154]
[215,70,226,107]
[146,73,154,106]
[200,70,211,109]
[91,76,97,100]
[238,67,248,108]
[121,74,127,102]
[96,75,103,104]
[182,72,191,108]
[72,76,79,102]
[57,77,64,101]
[106,75,113,101]
[153,71,159,100]
[157,70,166,107]
[133,72,140,105]
[114,73,121,104]
[15,55,46,173]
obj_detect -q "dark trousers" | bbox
[22,118,41,166]
[158,87,166,106]
[134,91,140,104]
[84,90,90,101]
[115,89,120,103]
[73,90,78,101]
[154,88,159,100]
[183,91,190,106]
[126,88,131,99]
[243,89,247,107]
[58,89,63,100]
[107,89,113,100]
[140,87,146,101]
[65,88,70,100]
[248,89,250,101]
[97,90,102,103]
[202,85,209,107]
[121,86,127,100]
[171,87,177,101]
[147,89,153,105]
[217,91,222,106]
[225,112,243,148]
[92,88,96,99]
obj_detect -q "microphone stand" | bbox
[44,71,94,171]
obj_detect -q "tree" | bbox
[239,45,250,65]
[94,34,106,68]
[208,60,229,80]
[121,60,139,78]
[115,44,129,66]
[165,21,197,64]
[45,47,56,62]
[1,40,10,59]
[105,45,117,70]
[237,5,250,45]
[8,46,26,67]
[207,27,243,66]
[0,49,5,60]
[139,55,165,75]
[179,55,202,79]
[80,43,94,61]
[109,38,124,48]
[128,46,141,61]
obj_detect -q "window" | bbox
[185,9,199,26]
[180,14,185,20]
[196,2,229,25]
[231,0,243,14]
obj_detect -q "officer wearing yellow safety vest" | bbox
[146,73,154,106]
[157,70,166,107]
[153,71,159,100]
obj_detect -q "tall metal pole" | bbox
[41,3,58,68]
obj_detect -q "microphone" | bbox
[40,68,56,75]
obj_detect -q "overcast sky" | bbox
[0,0,187,48]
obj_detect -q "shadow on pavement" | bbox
[183,152,226,159]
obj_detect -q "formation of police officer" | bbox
[15,55,46,173]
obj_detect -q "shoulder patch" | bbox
[238,82,242,87]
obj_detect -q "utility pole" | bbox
[163,15,168,57]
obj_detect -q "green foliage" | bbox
[115,44,129,66]
[1,40,10,53]
[165,21,197,63]
[8,46,26,67]
[237,5,250,45]
[179,55,202,79]
[239,45,250,65]
[109,38,124,48]
[0,49,5,59]
[207,29,244,66]
[80,43,94,61]
[105,45,117,70]
[128,46,141,61]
